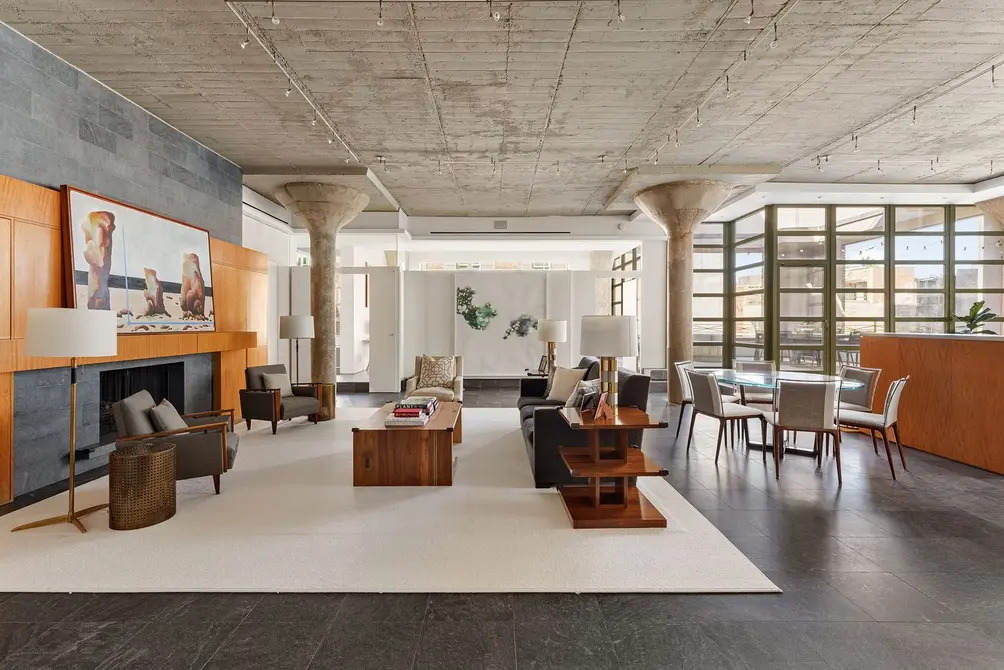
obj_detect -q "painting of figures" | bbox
[63,187,215,333]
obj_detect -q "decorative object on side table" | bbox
[955,299,998,334]
[537,319,567,373]
[579,315,637,411]
[109,441,177,530]
[557,406,668,529]
[279,314,315,383]
[594,392,614,420]
[12,308,118,533]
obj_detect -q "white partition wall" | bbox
[366,266,402,392]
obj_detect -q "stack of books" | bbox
[384,396,439,427]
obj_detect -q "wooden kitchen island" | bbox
[861,333,1004,474]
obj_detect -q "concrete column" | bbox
[274,183,369,388]
[634,180,731,403]
[976,195,1004,228]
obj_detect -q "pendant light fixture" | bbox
[377,0,384,26]
[744,0,754,25]
[270,0,280,25]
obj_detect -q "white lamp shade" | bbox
[537,319,567,343]
[279,315,314,339]
[26,308,117,358]
[580,315,637,358]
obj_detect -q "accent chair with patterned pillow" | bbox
[406,355,464,402]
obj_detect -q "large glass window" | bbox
[893,206,947,333]
[694,222,726,367]
[952,206,1004,334]
[733,210,766,363]
[835,207,886,363]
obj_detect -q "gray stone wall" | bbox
[12,355,213,497]
[0,23,242,244]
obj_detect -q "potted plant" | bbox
[954,300,998,335]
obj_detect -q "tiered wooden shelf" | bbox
[557,407,669,529]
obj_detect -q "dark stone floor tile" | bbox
[824,573,958,622]
[515,617,618,669]
[65,593,190,623]
[764,574,872,622]
[748,537,884,574]
[607,620,732,670]
[838,536,1004,573]
[747,510,890,540]
[308,622,421,670]
[792,621,1004,670]
[334,594,428,623]
[514,594,604,626]
[702,621,832,669]
[414,620,515,670]
[202,618,330,670]
[0,594,92,623]
[896,572,1004,620]
[0,623,50,661]
[427,594,512,622]
[0,621,144,670]
[598,593,784,624]
[245,593,343,624]
[94,594,261,670]
[855,510,1004,541]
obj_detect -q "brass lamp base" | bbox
[599,356,619,412]
[546,341,557,372]
[11,503,109,534]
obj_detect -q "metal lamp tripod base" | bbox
[11,357,107,533]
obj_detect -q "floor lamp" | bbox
[580,315,638,411]
[279,315,314,384]
[537,319,567,373]
[12,308,117,533]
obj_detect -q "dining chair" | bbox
[734,359,777,407]
[763,379,842,484]
[685,369,766,465]
[673,360,738,439]
[838,365,882,413]
[839,377,910,480]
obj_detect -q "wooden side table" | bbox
[109,442,177,531]
[557,407,669,529]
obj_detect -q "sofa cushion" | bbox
[149,399,187,432]
[418,355,456,388]
[262,371,294,398]
[227,431,239,468]
[516,396,563,410]
[413,386,456,402]
[281,394,320,418]
[118,390,156,437]
[566,379,601,408]
[546,366,586,403]
[521,417,534,445]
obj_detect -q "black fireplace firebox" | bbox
[99,363,185,443]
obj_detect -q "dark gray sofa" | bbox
[518,356,652,488]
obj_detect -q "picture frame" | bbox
[61,186,216,334]
[579,391,599,413]
[537,355,548,374]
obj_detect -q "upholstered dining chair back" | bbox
[839,365,882,410]
[735,359,776,373]
[674,360,695,402]
[776,380,839,432]
[687,369,724,417]
[883,377,909,426]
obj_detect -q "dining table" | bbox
[711,369,865,457]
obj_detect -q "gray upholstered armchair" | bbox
[112,390,238,495]
[239,364,321,434]
[405,355,463,402]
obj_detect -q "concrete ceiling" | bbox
[3,0,1004,218]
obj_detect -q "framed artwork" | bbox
[61,186,215,334]
[537,355,548,374]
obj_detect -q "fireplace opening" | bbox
[99,363,185,443]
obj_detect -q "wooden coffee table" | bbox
[352,401,462,486]
[558,407,669,529]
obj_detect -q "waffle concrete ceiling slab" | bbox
[3,0,1004,218]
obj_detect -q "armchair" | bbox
[405,356,464,402]
[111,390,238,494]
[240,364,321,434]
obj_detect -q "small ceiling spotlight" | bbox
[311,115,317,127]
[769,23,778,48]
[616,0,626,23]
[491,156,497,176]
[991,159,995,175]
[816,155,823,172]
[488,0,501,22]
[911,105,917,125]
[930,159,936,173]
[725,74,731,98]
[438,159,444,176]
[852,134,859,153]
[877,159,883,173]
[599,154,606,165]
[556,160,560,175]
[993,65,997,88]
[327,137,334,145]
[284,80,292,96]
[270,0,280,25]
[674,129,680,147]
[377,0,384,26]
[240,28,250,49]
[744,0,754,25]
[376,155,387,166]
[622,158,628,174]
[653,150,659,166]
[696,107,702,128]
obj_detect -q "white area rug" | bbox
[0,408,778,593]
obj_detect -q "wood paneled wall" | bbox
[0,174,268,503]
[861,334,1004,474]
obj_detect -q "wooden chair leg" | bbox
[880,428,897,480]
[714,420,726,464]
[761,419,767,465]
[772,427,782,479]
[245,418,251,430]
[212,474,221,495]
[833,431,843,487]
[686,412,698,455]
[676,401,690,438]
[871,429,879,455]
[312,413,318,425]
[892,424,908,470]
[271,420,277,435]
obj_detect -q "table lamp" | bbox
[12,308,117,533]
[537,319,567,373]
[279,314,314,384]
[580,315,637,410]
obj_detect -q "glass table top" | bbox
[712,369,865,390]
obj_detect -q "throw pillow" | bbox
[546,366,587,403]
[565,378,602,408]
[148,399,187,432]
[261,371,294,398]
[418,355,455,388]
